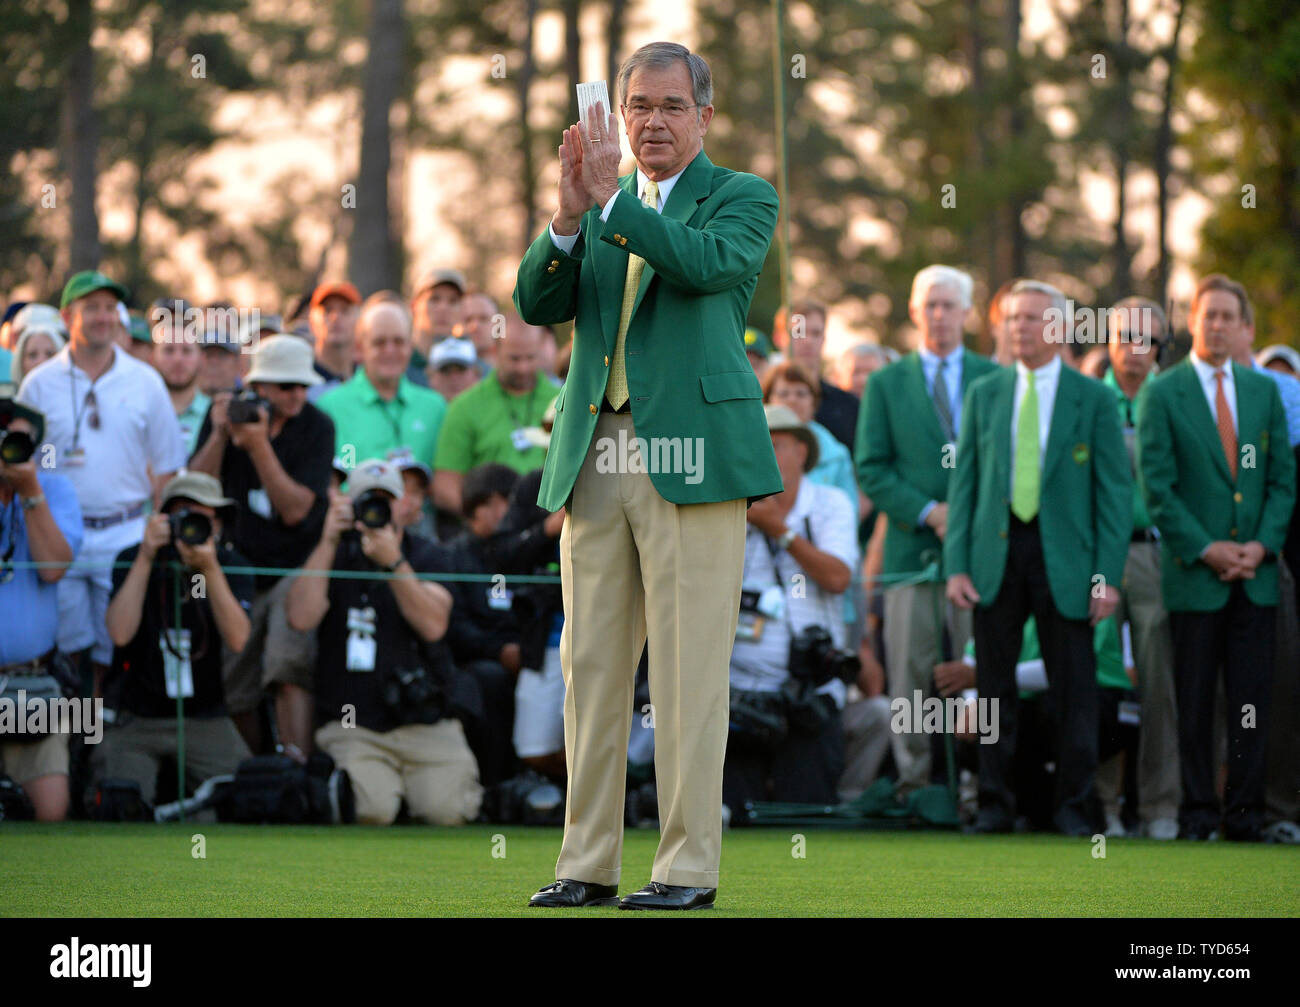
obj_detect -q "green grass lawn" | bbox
[2,823,1296,917]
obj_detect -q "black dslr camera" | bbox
[381,665,444,725]
[788,624,860,687]
[228,389,269,425]
[352,489,392,530]
[169,507,213,546]
[0,428,35,465]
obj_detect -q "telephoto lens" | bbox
[0,430,36,465]
[353,489,392,529]
[169,508,213,547]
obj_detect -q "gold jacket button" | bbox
[589,403,597,414]
[1230,527,1238,537]
[1233,492,1243,503]
[549,259,559,267]
[999,529,1007,538]
[547,265,557,274]
[612,233,622,241]
[604,355,610,366]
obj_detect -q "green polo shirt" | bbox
[434,370,554,474]
[317,368,447,469]
[1103,369,1153,532]
[177,390,211,457]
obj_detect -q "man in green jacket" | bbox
[1136,274,1295,841]
[514,42,780,911]
[945,279,1131,835]
[855,264,997,795]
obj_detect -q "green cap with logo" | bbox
[744,326,773,357]
[60,271,130,311]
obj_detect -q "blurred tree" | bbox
[350,0,407,295]
[695,0,1092,344]
[1183,0,1300,345]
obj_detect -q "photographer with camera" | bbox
[285,459,482,826]
[725,406,860,815]
[0,395,82,821]
[191,335,334,759]
[97,472,253,807]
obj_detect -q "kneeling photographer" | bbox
[725,406,860,817]
[286,459,482,826]
[97,472,253,811]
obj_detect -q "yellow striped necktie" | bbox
[605,180,659,410]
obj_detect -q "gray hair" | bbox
[618,42,713,111]
[1108,295,1167,341]
[910,265,973,310]
[843,342,889,366]
[1008,279,1068,322]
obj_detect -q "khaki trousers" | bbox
[94,713,249,805]
[316,719,482,826]
[882,581,972,794]
[556,412,746,889]
[1114,541,1180,822]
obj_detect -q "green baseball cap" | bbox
[60,270,130,310]
[128,315,151,343]
[744,326,773,357]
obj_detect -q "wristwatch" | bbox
[20,493,45,512]
[776,528,797,551]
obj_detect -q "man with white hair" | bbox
[834,342,889,398]
[855,264,998,795]
[945,278,1131,835]
[317,291,448,472]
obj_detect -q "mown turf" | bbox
[2,823,1296,917]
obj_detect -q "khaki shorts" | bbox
[1,733,70,785]
[316,719,482,826]
[222,575,318,714]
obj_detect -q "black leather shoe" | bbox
[966,810,1014,834]
[528,879,620,908]
[619,882,716,910]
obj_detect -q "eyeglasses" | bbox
[622,102,698,122]
[85,388,100,430]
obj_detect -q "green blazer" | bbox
[514,150,782,510]
[1135,359,1296,611]
[855,349,998,578]
[944,364,1132,621]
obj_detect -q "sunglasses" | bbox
[85,388,100,430]
[275,383,308,392]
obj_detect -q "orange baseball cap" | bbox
[310,281,361,309]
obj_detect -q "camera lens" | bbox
[354,491,391,529]
[0,431,36,465]
[170,509,212,546]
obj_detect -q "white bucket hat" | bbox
[245,334,322,386]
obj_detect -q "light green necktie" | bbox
[605,180,659,410]
[1012,374,1040,521]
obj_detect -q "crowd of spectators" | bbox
[1,261,1297,846]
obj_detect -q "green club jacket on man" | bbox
[855,349,999,578]
[1135,359,1295,611]
[944,364,1133,621]
[514,150,782,511]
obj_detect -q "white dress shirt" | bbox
[1189,351,1239,433]
[1009,353,1063,496]
[548,166,684,255]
